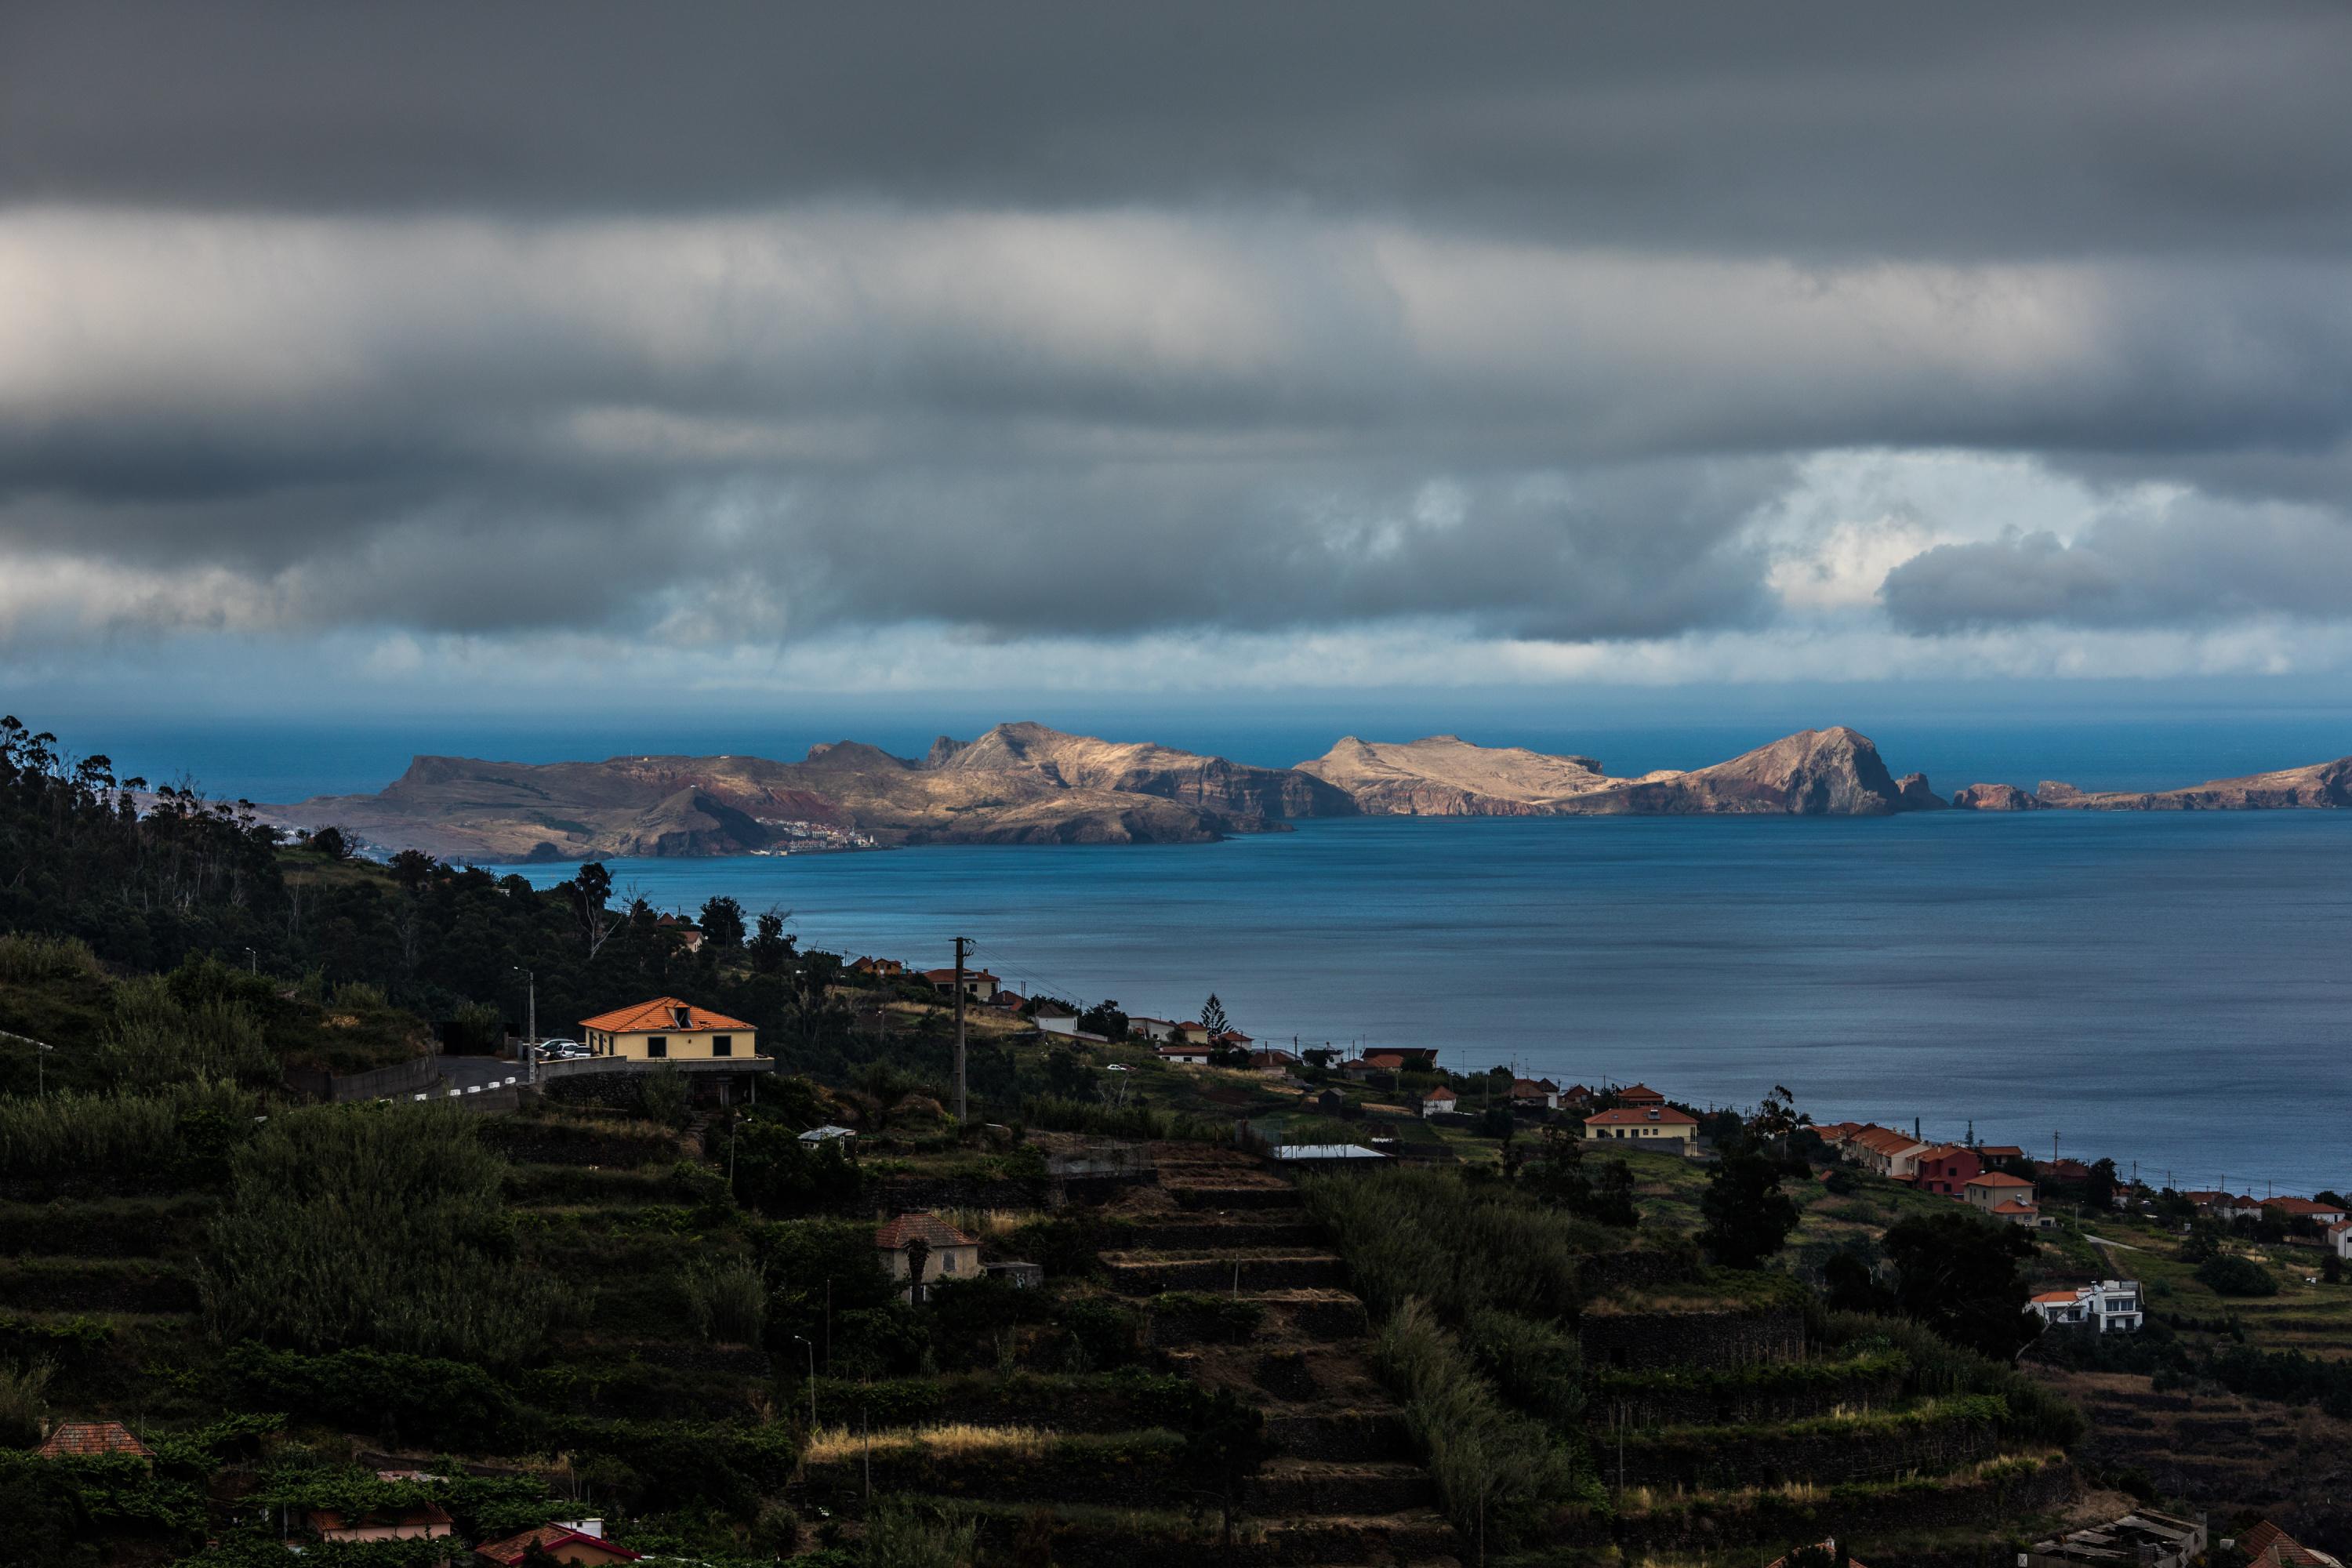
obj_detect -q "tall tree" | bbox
[1199,993,1229,1036]
[1700,1139,1801,1269]
[1881,1210,2039,1359]
[699,895,746,950]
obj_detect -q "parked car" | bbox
[534,1038,586,1059]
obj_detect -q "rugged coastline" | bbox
[276,720,2352,860]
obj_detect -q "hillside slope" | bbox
[1301,727,1940,817]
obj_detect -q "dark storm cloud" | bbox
[5,2,2352,260]
[5,2,2352,668]
[1881,503,2352,633]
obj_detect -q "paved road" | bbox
[437,1054,525,1093]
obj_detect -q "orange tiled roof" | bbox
[1991,1200,2040,1216]
[1968,1171,2034,1189]
[476,1525,641,1566]
[2031,1289,2082,1304]
[37,1421,151,1461]
[1586,1106,1698,1127]
[875,1213,977,1250]
[1617,1083,1664,1102]
[578,996,752,1033]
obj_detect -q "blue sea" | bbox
[486,811,2352,1198]
[55,706,2352,1196]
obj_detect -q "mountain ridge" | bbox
[276,722,2352,859]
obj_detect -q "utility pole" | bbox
[953,936,971,1124]
[512,966,536,1084]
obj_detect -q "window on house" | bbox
[647,1036,668,1058]
[712,1035,732,1057]
[941,1252,956,1273]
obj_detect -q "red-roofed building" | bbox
[1585,1105,1698,1150]
[475,1524,641,1567]
[876,1213,980,1302]
[1848,1126,1931,1181]
[1421,1085,1458,1117]
[849,956,905,979]
[1615,1083,1666,1108]
[1509,1077,1561,1109]
[2266,1196,2350,1226]
[1965,1171,2052,1228]
[1913,1144,1984,1198]
[920,967,1000,1003]
[577,997,756,1062]
[1763,1541,1871,1568]
[1975,1145,2028,1171]
[1157,1043,1212,1065]
[36,1421,151,1465]
[2240,1519,2347,1568]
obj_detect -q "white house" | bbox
[1156,1044,1212,1066]
[1129,1017,1179,1042]
[2028,1279,2143,1334]
[1421,1085,1458,1118]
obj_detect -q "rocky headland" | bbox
[278,721,2352,859]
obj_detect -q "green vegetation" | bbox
[2197,1252,2281,1297]
[1375,1300,1588,1551]
[200,1103,561,1365]
[1301,1165,1617,1323]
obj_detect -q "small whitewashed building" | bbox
[876,1213,980,1304]
[1157,1043,1212,1066]
[2028,1279,2143,1333]
[1129,1017,1180,1042]
[1421,1085,1458,1118]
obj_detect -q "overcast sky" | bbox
[9,2,2352,731]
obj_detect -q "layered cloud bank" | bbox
[5,2,2352,702]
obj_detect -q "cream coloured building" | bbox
[578,996,756,1062]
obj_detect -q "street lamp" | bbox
[791,1335,817,1428]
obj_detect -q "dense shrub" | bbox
[1302,1167,1610,1325]
[1464,1306,1584,1427]
[2196,1254,2280,1298]
[99,976,276,1089]
[0,931,107,985]
[200,1104,562,1366]
[0,1083,256,1188]
[1817,1312,2083,1447]
[0,1356,53,1447]
[684,1258,769,1345]
[1375,1300,1586,1550]
[223,1345,517,1450]
[864,1501,981,1568]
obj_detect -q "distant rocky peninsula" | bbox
[276,720,2352,860]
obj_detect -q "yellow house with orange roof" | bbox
[578,996,757,1062]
